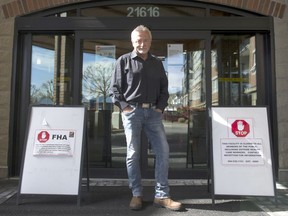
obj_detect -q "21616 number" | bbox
[127,7,160,17]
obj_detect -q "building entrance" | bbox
[79,31,210,179]
[10,3,272,178]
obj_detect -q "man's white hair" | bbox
[131,25,152,41]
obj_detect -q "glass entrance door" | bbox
[211,34,258,106]
[80,32,209,179]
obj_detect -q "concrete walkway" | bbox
[0,178,287,216]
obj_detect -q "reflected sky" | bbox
[31,45,54,88]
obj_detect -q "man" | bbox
[110,25,182,211]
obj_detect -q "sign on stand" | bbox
[17,106,87,206]
[210,107,276,202]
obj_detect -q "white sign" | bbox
[95,45,116,60]
[20,106,86,196]
[167,65,183,94]
[33,129,76,156]
[211,107,275,196]
[167,44,183,65]
[221,138,264,165]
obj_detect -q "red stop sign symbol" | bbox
[231,120,250,137]
[37,131,50,143]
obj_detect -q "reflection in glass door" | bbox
[186,42,207,168]
[211,35,257,106]
[30,35,74,105]
[80,37,208,178]
[148,40,207,171]
[81,41,116,168]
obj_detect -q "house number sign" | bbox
[127,6,160,17]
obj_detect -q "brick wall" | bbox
[0,1,14,178]
[274,10,288,182]
[1,0,287,19]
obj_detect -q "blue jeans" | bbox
[121,106,170,198]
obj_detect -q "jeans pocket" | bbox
[122,107,136,116]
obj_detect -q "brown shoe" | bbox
[129,196,142,210]
[153,198,182,211]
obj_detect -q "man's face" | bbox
[131,31,151,57]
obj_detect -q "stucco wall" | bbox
[274,10,288,182]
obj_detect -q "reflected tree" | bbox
[40,80,54,101]
[83,63,114,110]
[30,79,54,104]
[30,84,40,104]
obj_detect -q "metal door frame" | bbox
[9,15,275,178]
[75,29,211,179]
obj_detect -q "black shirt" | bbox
[110,51,169,111]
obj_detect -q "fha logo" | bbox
[231,120,250,137]
[37,131,50,143]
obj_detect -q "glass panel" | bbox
[81,38,208,173]
[30,35,74,105]
[48,10,77,17]
[186,41,207,168]
[147,40,207,170]
[81,40,118,168]
[81,4,205,17]
[210,9,241,17]
[211,35,256,106]
[59,11,78,17]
